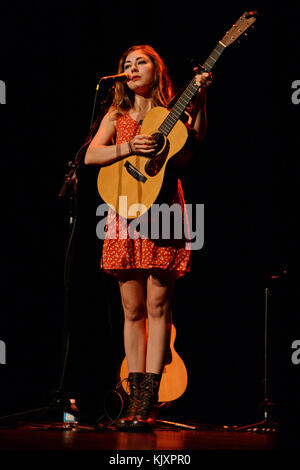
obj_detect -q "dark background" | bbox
[0,0,299,446]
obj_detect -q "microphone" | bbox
[99,72,131,82]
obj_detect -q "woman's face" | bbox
[124,50,155,96]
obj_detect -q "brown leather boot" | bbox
[131,372,161,432]
[116,372,144,431]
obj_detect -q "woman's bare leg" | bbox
[118,271,147,372]
[145,269,176,374]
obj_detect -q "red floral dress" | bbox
[100,112,191,279]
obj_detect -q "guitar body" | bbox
[97,106,188,219]
[119,323,188,403]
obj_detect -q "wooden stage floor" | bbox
[0,421,279,452]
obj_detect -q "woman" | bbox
[85,45,211,431]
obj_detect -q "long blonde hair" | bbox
[110,45,174,116]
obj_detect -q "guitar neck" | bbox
[159,41,226,136]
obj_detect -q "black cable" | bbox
[95,380,130,427]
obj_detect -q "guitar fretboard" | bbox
[159,41,226,136]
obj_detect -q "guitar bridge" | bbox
[124,161,147,183]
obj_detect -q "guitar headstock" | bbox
[220,11,258,47]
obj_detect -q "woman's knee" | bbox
[123,298,147,322]
[147,298,170,320]
[119,272,147,321]
[146,270,174,319]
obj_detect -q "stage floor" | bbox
[0,421,278,452]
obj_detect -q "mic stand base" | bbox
[229,402,279,433]
[231,418,279,433]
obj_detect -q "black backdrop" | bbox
[1,0,299,445]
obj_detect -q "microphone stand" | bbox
[230,269,287,433]
[49,78,113,428]
[0,77,112,430]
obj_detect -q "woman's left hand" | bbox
[194,72,212,89]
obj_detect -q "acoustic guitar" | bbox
[120,322,188,403]
[97,11,257,219]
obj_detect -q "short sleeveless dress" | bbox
[100,112,191,279]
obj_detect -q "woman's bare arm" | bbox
[84,110,130,166]
[190,72,212,143]
[190,88,207,143]
[85,110,157,166]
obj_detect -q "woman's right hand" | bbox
[129,134,157,157]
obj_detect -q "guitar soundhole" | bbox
[145,132,169,177]
[152,131,165,152]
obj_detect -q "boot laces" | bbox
[138,378,158,415]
